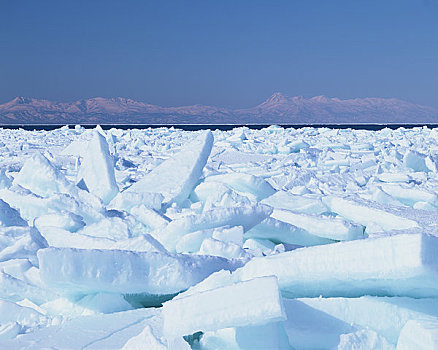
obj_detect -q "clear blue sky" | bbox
[0,0,437,109]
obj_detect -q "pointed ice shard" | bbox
[77,131,119,205]
[124,130,214,207]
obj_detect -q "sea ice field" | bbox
[1,124,438,349]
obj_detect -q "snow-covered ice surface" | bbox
[1,124,438,348]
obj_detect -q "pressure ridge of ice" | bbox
[2,125,438,348]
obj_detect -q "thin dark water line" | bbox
[0,123,437,131]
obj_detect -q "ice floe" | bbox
[0,125,438,348]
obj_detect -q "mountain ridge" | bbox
[0,93,437,124]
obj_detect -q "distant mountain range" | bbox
[0,93,437,124]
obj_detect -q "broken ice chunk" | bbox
[121,325,168,350]
[0,299,48,329]
[130,204,170,231]
[297,296,438,345]
[0,199,27,227]
[322,196,420,231]
[126,130,213,207]
[379,183,438,208]
[0,271,56,305]
[38,247,243,296]
[203,172,276,201]
[199,322,291,350]
[158,204,272,252]
[0,308,162,349]
[261,190,328,215]
[77,131,119,204]
[0,226,47,266]
[403,150,429,172]
[108,191,163,212]
[13,152,77,198]
[236,232,438,298]
[162,276,285,339]
[0,187,103,225]
[271,208,364,241]
[397,318,438,350]
[245,217,334,246]
[199,238,249,259]
[175,225,244,254]
[34,212,85,232]
[337,329,394,350]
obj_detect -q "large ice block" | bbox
[162,276,285,338]
[235,232,438,298]
[125,130,213,207]
[38,247,243,295]
[77,131,119,204]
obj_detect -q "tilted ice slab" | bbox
[162,276,285,338]
[245,217,334,246]
[13,152,78,199]
[124,130,213,207]
[235,232,438,298]
[397,318,438,350]
[378,183,438,208]
[129,205,170,231]
[38,226,167,253]
[281,298,356,349]
[60,139,88,157]
[296,296,438,345]
[0,199,27,227]
[322,195,423,231]
[38,247,243,296]
[0,308,172,350]
[261,190,328,215]
[271,208,364,241]
[77,131,119,205]
[0,271,57,305]
[157,204,272,252]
